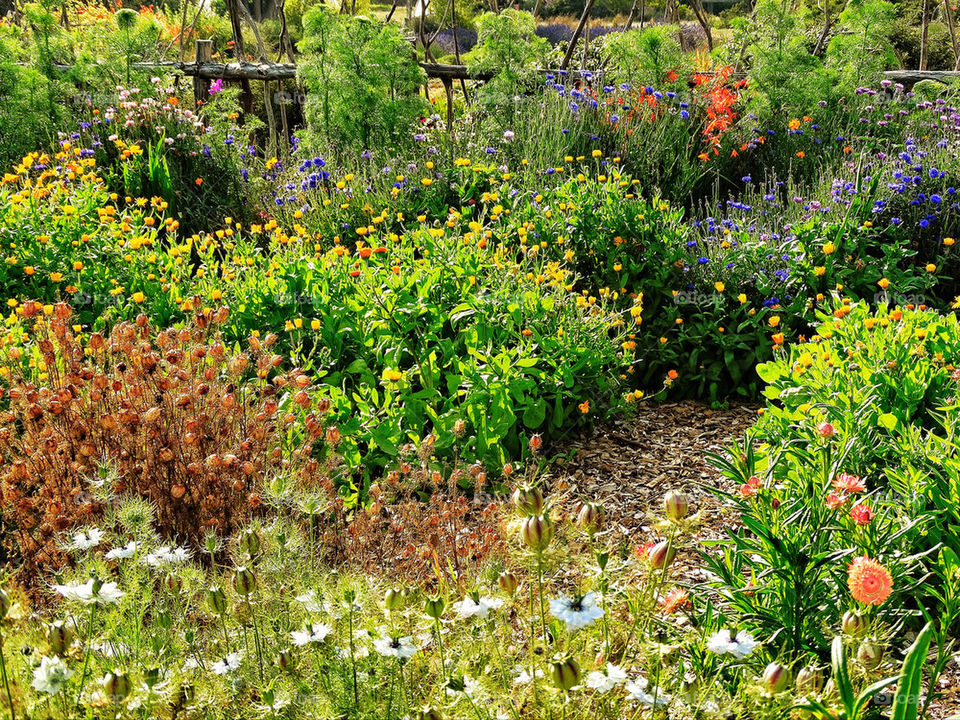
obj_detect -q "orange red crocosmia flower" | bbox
[847,556,893,606]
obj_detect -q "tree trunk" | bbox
[944,0,960,69]
[561,0,597,70]
[276,0,296,63]
[688,0,713,50]
[624,0,640,30]
[920,0,930,70]
[812,0,832,56]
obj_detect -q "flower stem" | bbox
[75,604,98,707]
[0,628,16,720]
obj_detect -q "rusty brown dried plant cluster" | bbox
[318,444,508,589]
[0,299,329,585]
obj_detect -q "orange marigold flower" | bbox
[847,556,892,606]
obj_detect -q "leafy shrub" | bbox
[299,9,428,156]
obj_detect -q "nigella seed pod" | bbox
[576,501,603,533]
[498,571,519,596]
[522,514,554,550]
[0,588,8,620]
[385,588,403,611]
[663,490,691,521]
[238,529,261,558]
[795,666,823,695]
[234,566,258,596]
[648,541,676,569]
[762,662,792,693]
[549,655,581,692]
[424,595,446,620]
[842,610,867,636]
[278,649,296,673]
[103,671,132,702]
[511,485,543,516]
[857,641,883,670]
[47,620,73,656]
[165,574,183,594]
[207,586,228,615]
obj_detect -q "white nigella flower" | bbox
[452,595,504,620]
[295,590,327,614]
[53,579,124,606]
[291,623,332,646]
[144,545,192,567]
[549,592,604,631]
[372,634,418,660]
[31,656,73,695]
[105,541,138,561]
[513,668,544,685]
[212,651,244,675]
[446,676,483,698]
[626,677,671,707]
[706,629,759,659]
[585,663,628,692]
[66,528,104,551]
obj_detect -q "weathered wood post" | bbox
[193,39,212,108]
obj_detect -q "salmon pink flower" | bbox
[847,556,893,606]
[739,475,762,498]
[826,493,846,510]
[816,422,836,438]
[850,503,875,526]
[833,472,865,493]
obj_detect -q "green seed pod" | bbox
[424,595,446,620]
[648,540,676,569]
[103,671,132,702]
[498,571,519,596]
[206,586,228,615]
[278,649,296,673]
[550,655,581,692]
[238,529,261,558]
[47,620,73,656]
[384,588,403,611]
[522,514,554,550]
[512,486,544,516]
[233,566,258,596]
[664,490,691,521]
[795,666,823,695]
[762,662,792,693]
[0,588,9,620]
[576,502,604,534]
[842,610,867,637]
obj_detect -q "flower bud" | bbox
[576,502,603,534]
[664,490,691,521]
[550,655,581,692]
[842,610,867,636]
[857,641,883,670]
[498,571,519,596]
[522,514,554,550]
[47,620,73,656]
[795,666,823,695]
[512,486,544,516]
[648,541,676,569]
[817,422,836,438]
[175,682,196,706]
[385,588,403,611]
[424,595,446,620]
[103,671,132,702]
[0,588,8,620]
[529,434,543,453]
[207,586,228,615]
[762,662,792,693]
[233,566,258,596]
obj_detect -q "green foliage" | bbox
[299,9,428,154]
[467,9,549,118]
[602,26,687,89]
[825,0,897,92]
